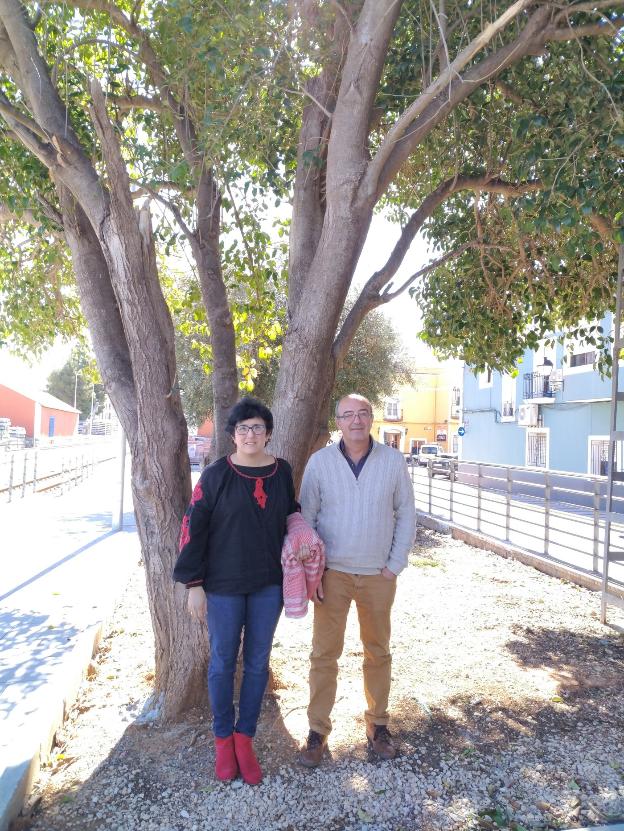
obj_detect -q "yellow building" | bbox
[371,366,462,456]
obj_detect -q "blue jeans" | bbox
[206,583,283,738]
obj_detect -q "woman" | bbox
[173,397,297,785]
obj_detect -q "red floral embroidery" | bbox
[179,513,190,551]
[179,481,203,551]
[253,478,267,509]
[190,480,203,506]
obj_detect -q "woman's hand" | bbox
[187,586,207,621]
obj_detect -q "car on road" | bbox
[429,453,458,478]
[417,444,443,466]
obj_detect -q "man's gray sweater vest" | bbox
[300,440,416,576]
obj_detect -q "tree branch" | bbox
[130,179,194,243]
[0,93,50,141]
[0,194,64,232]
[0,0,107,220]
[35,194,64,227]
[0,91,59,169]
[326,0,404,188]
[332,174,543,366]
[0,201,40,226]
[554,0,624,22]
[63,0,200,169]
[587,211,615,241]
[366,5,554,200]
[288,4,351,313]
[333,244,471,367]
[543,18,624,42]
[366,0,534,194]
[109,93,167,113]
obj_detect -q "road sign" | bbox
[457,426,466,437]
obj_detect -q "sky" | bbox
[353,213,457,368]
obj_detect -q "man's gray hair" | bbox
[335,394,373,418]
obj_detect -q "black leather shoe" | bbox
[298,729,327,768]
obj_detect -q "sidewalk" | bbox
[0,458,139,831]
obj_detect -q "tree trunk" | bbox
[77,84,209,719]
[192,170,238,458]
[272,209,372,484]
[56,184,138,440]
[59,183,208,719]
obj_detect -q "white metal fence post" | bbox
[476,463,482,532]
[505,466,512,541]
[544,471,551,556]
[592,478,601,572]
[21,452,27,498]
[8,453,14,502]
[427,459,433,515]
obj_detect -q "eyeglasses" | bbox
[336,409,372,421]
[235,423,267,435]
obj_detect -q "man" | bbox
[298,393,416,767]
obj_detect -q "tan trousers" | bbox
[307,568,397,736]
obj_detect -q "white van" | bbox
[417,444,442,466]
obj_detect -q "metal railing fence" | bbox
[411,459,624,587]
[0,438,118,502]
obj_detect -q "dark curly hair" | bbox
[225,396,273,437]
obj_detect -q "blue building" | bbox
[461,316,618,474]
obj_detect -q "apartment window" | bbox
[526,429,549,468]
[589,438,610,476]
[588,436,624,476]
[501,374,516,420]
[450,386,461,419]
[570,350,595,368]
[384,397,400,420]
[565,322,598,373]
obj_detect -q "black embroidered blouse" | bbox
[173,455,298,595]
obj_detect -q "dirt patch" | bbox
[14,528,624,831]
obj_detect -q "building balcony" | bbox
[523,372,555,403]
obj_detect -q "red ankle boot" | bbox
[214,735,238,781]
[233,732,262,785]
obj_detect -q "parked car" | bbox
[417,444,442,466]
[430,453,458,478]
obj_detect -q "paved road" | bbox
[411,466,624,587]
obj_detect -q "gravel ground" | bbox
[13,528,624,831]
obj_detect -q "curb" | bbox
[0,529,140,831]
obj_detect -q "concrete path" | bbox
[0,457,139,831]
